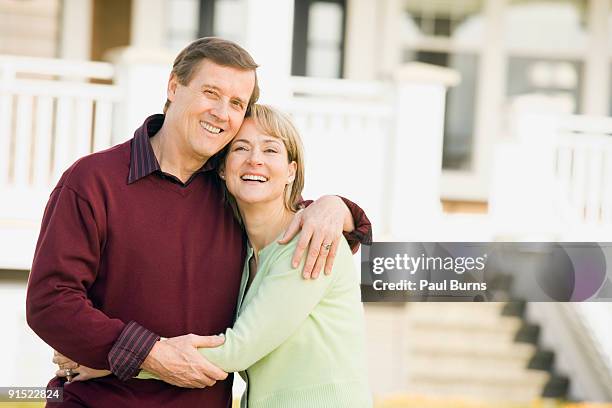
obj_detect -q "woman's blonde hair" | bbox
[220,104,305,223]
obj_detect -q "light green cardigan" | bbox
[138,235,372,408]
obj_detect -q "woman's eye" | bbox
[265,149,278,153]
[234,146,247,151]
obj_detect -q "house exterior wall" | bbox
[0,0,60,58]
[6,1,612,203]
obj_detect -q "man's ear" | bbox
[167,73,178,102]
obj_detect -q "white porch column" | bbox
[108,0,176,142]
[388,63,460,241]
[59,0,93,60]
[344,0,378,80]
[242,0,294,105]
[489,112,560,240]
[583,0,610,116]
[109,50,173,143]
[131,0,167,49]
[380,0,402,77]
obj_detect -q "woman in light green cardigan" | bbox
[58,104,372,407]
[156,104,372,407]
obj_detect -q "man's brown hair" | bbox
[164,37,259,114]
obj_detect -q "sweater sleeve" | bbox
[300,196,372,253]
[26,185,126,369]
[337,196,372,252]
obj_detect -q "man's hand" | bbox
[140,334,227,388]
[52,350,79,371]
[56,366,111,382]
[279,195,354,279]
[53,350,111,382]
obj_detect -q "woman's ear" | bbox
[287,161,297,184]
[219,167,226,180]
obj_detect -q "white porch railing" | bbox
[0,55,122,188]
[491,113,612,240]
[0,55,123,269]
[553,117,612,230]
[285,77,394,240]
[0,55,457,269]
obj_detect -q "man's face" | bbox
[166,59,255,163]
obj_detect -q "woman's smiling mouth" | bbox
[241,174,268,182]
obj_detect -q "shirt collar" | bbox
[127,114,218,184]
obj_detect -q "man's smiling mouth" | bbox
[200,121,223,134]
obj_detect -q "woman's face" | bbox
[222,118,296,208]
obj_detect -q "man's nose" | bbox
[211,99,229,122]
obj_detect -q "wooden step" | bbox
[407,379,545,403]
[409,353,533,374]
[408,364,549,386]
[408,336,536,360]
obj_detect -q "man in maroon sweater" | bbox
[26,38,371,407]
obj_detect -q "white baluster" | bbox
[52,97,74,182]
[585,137,603,225]
[602,144,612,224]
[0,92,11,186]
[556,140,573,222]
[570,143,588,223]
[14,94,34,187]
[93,100,113,152]
[33,96,53,186]
[74,98,94,159]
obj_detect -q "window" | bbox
[401,0,484,170]
[166,0,200,52]
[198,0,246,43]
[404,0,484,40]
[504,1,587,115]
[210,0,246,45]
[292,0,346,78]
[505,0,587,53]
[507,58,582,114]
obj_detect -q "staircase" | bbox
[365,302,569,403]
